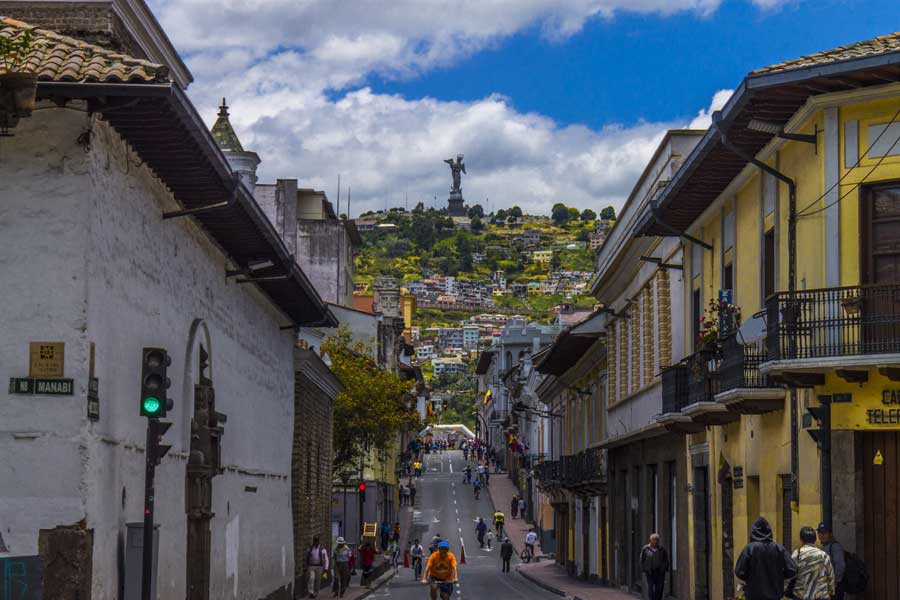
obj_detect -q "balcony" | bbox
[657,350,737,430]
[716,334,785,414]
[560,447,607,494]
[764,283,900,384]
[534,459,561,489]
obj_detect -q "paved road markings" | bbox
[449,461,453,473]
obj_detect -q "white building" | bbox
[416,344,437,362]
[463,326,481,350]
[0,13,334,600]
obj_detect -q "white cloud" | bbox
[146,1,764,216]
[688,89,734,129]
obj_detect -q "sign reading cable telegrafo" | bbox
[866,389,900,425]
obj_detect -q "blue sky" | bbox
[369,0,898,128]
[156,0,900,215]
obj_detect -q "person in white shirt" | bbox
[524,529,538,560]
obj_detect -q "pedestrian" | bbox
[357,541,379,587]
[511,495,519,519]
[393,522,401,544]
[331,537,352,598]
[640,533,670,600]
[816,523,846,600]
[388,538,400,572]
[409,482,417,506]
[380,521,391,551]
[476,517,488,548]
[464,465,472,484]
[500,537,513,573]
[484,468,490,485]
[485,529,495,550]
[306,536,330,599]
[786,526,835,600]
[399,485,406,506]
[524,528,538,560]
[518,497,526,519]
[735,517,797,600]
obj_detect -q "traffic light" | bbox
[140,347,172,417]
[151,420,173,466]
[806,399,831,449]
[358,481,366,501]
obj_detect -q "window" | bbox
[723,210,735,250]
[764,229,776,299]
[723,263,734,294]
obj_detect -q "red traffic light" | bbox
[358,482,367,492]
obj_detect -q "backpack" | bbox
[842,552,868,594]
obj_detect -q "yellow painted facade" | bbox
[681,88,900,599]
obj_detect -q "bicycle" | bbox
[412,556,423,580]
[425,578,457,600]
[474,486,480,500]
[519,546,534,563]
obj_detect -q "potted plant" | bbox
[0,29,36,119]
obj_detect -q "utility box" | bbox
[124,523,159,600]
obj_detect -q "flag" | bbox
[483,389,492,405]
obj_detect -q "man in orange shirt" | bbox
[421,541,458,600]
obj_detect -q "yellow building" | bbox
[532,250,554,264]
[638,34,900,600]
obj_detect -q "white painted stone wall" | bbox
[0,106,295,599]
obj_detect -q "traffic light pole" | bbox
[142,418,157,600]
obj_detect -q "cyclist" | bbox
[473,479,481,499]
[493,510,505,537]
[409,539,425,580]
[464,465,472,484]
[524,528,538,561]
[421,540,458,600]
[429,533,443,554]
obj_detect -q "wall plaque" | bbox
[29,342,64,377]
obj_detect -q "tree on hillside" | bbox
[508,206,523,219]
[322,328,421,471]
[471,215,484,232]
[468,204,484,218]
[551,203,569,225]
[413,201,425,213]
[494,208,508,223]
[600,206,616,220]
[581,208,596,221]
[567,207,580,221]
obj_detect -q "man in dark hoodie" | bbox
[640,533,670,600]
[736,517,797,600]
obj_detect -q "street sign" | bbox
[87,377,100,421]
[8,377,74,396]
[29,341,65,377]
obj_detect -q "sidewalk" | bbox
[486,468,536,555]
[517,561,635,600]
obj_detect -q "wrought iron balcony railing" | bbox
[534,459,560,487]
[560,447,605,488]
[720,334,774,391]
[661,349,720,411]
[766,283,900,362]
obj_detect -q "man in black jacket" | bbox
[640,533,670,600]
[735,517,797,600]
[500,538,514,573]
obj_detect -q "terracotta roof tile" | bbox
[752,32,900,75]
[0,16,168,83]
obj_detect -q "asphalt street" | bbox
[375,449,556,600]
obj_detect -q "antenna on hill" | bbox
[347,186,351,218]
[336,173,341,218]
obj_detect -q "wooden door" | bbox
[861,184,900,353]
[693,467,711,600]
[862,432,900,600]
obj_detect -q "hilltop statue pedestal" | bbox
[448,190,466,217]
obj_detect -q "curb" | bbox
[353,569,396,600]
[516,565,572,598]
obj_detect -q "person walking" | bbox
[475,517,488,548]
[485,529,495,550]
[357,541,379,587]
[306,536,330,599]
[331,537,352,598]
[518,497,526,520]
[399,485,406,506]
[524,528,538,560]
[388,538,400,572]
[511,495,519,519]
[735,517,797,600]
[640,533,670,600]
[409,482,417,506]
[786,526,835,600]
[464,465,472,484]
[380,521,391,551]
[500,537,513,573]
[816,523,846,600]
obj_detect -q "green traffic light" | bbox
[142,396,161,414]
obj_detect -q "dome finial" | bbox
[218,97,229,118]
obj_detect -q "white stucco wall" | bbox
[0,106,295,599]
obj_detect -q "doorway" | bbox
[582,498,591,579]
[862,431,900,600]
[860,183,900,353]
[692,466,711,600]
